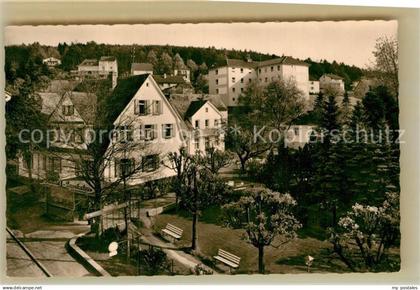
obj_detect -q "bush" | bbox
[137,246,171,275]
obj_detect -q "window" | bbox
[271,66,274,72]
[277,65,280,70]
[162,124,174,139]
[194,138,200,150]
[240,68,244,73]
[294,127,300,136]
[205,119,209,128]
[216,79,219,85]
[241,88,244,93]
[119,158,134,177]
[22,154,33,170]
[265,77,268,83]
[143,124,156,141]
[258,69,261,73]
[205,137,211,149]
[205,107,209,113]
[215,69,218,75]
[136,100,149,115]
[216,88,219,94]
[232,77,236,83]
[241,78,244,83]
[214,119,219,127]
[142,154,160,172]
[62,105,74,116]
[232,87,236,92]
[75,128,84,144]
[249,78,252,83]
[152,100,162,115]
[232,97,236,102]
[146,82,149,87]
[48,157,61,173]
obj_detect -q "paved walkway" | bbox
[136,214,217,274]
[7,223,93,277]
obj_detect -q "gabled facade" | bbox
[103,74,185,186]
[18,90,97,182]
[208,56,310,107]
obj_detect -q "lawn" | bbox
[153,210,349,274]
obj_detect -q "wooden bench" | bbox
[213,249,241,271]
[161,223,183,241]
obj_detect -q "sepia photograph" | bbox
[4,19,401,278]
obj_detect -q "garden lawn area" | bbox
[153,210,350,274]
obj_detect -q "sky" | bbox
[5,20,397,68]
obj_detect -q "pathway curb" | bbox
[66,233,111,277]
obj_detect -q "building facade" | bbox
[208,56,310,107]
[77,56,118,89]
[319,73,345,94]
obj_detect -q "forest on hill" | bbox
[5,42,364,89]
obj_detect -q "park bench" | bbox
[161,223,183,241]
[213,249,241,270]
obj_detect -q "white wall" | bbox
[188,102,225,154]
[105,76,185,186]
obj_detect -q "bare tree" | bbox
[372,36,398,98]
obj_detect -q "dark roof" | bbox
[100,56,116,61]
[226,59,257,69]
[79,59,99,66]
[213,56,309,70]
[105,74,149,123]
[42,79,79,94]
[153,75,186,84]
[131,63,154,72]
[184,100,206,120]
[322,73,344,80]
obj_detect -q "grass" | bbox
[153,212,348,274]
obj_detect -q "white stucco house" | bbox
[77,56,118,89]
[43,57,61,67]
[208,56,310,107]
[131,63,154,75]
[319,73,345,94]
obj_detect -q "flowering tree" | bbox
[222,188,301,273]
[329,191,400,271]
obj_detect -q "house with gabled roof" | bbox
[77,56,118,89]
[168,93,227,155]
[208,56,309,107]
[319,73,345,94]
[102,74,187,186]
[18,89,97,182]
[131,63,154,75]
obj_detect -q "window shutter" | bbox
[172,124,175,137]
[70,105,74,115]
[146,100,150,115]
[134,100,139,115]
[159,100,163,114]
[162,124,165,139]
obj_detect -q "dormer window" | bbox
[62,105,74,116]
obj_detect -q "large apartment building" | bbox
[208,56,310,107]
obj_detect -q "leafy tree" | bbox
[329,191,400,272]
[138,246,171,275]
[222,188,301,273]
[158,52,173,74]
[173,53,186,69]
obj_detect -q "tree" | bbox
[178,156,230,251]
[173,53,186,69]
[158,52,173,74]
[329,191,400,272]
[166,147,192,210]
[372,36,398,98]
[147,50,158,67]
[222,188,301,273]
[5,78,48,187]
[200,147,232,174]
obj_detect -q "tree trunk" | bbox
[191,211,198,251]
[258,244,265,274]
[239,157,247,173]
